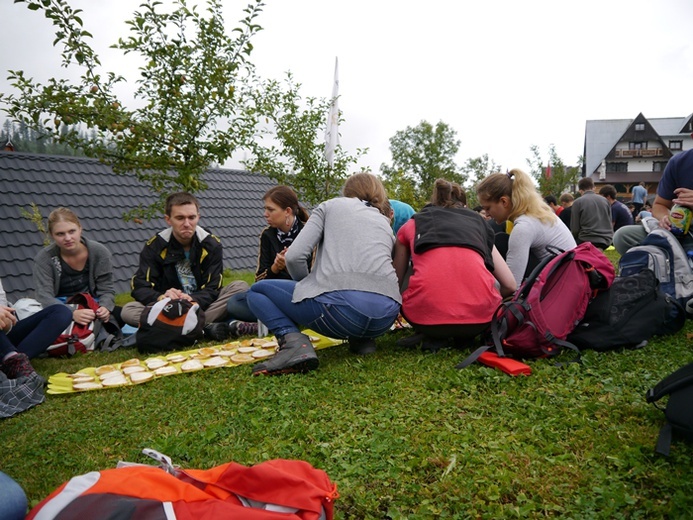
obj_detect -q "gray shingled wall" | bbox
[0,151,276,300]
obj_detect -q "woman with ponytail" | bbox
[476,168,576,286]
[219,185,312,339]
[393,179,516,350]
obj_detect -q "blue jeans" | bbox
[246,280,399,340]
[225,290,257,323]
[2,304,73,359]
[0,471,27,520]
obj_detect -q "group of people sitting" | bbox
[2,149,691,385]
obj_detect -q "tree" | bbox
[380,120,464,208]
[527,144,580,198]
[1,0,264,219]
[461,153,501,209]
[241,72,366,206]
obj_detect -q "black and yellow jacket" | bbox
[130,226,223,310]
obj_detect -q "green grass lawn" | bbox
[3,265,693,518]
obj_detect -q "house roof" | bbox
[0,151,276,300]
[584,115,690,178]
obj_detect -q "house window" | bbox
[670,140,683,150]
[635,123,645,131]
[653,161,668,172]
[606,162,628,173]
[629,141,647,150]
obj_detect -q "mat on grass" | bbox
[47,330,342,395]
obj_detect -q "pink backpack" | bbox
[458,243,615,368]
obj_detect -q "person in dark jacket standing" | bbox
[120,192,248,333]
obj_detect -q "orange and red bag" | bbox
[28,450,338,520]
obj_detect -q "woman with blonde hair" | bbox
[246,173,401,375]
[33,207,116,327]
[394,179,516,351]
[477,168,576,285]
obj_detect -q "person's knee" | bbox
[120,302,143,327]
[613,224,646,255]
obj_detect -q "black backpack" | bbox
[646,361,693,456]
[135,298,206,354]
[567,269,685,352]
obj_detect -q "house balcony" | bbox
[615,148,663,158]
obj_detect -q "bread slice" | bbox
[129,371,154,384]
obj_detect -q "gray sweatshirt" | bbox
[286,197,401,304]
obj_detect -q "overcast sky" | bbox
[1,0,692,174]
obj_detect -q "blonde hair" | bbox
[477,168,556,224]
[48,207,81,234]
[342,172,391,217]
[431,178,466,209]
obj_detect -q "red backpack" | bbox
[28,450,338,520]
[47,293,100,356]
[458,243,615,368]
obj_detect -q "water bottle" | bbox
[669,204,692,236]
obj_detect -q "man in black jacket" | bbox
[121,193,248,339]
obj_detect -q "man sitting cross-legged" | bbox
[121,192,249,340]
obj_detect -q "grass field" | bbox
[3,265,693,518]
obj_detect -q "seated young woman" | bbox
[245,173,401,375]
[219,185,311,339]
[476,168,576,286]
[1,277,71,378]
[393,179,516,351]
[33,207,116,328]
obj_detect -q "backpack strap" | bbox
[455,301,525,369]
[455,345,492,369]
[655,423,673,456]
[646,361,693,404]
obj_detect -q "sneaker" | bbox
[203,322,230,342]
[228,320,259,338]
[1,352,37,379]
[348,337,377,355]
[252,332,319,375]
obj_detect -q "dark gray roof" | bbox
[0,151,276,300]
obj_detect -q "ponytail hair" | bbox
[430,178,467,209]
[263,185,310,223]
[342,172,391,217]
[477,168,555,224]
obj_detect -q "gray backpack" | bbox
[619,220,693,314]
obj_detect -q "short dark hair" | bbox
[599,184,617,199]
[578,177,594,191]
[544,195,558,206]
[165,192,199,216]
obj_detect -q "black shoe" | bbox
[228,320,259,338]
[203,322,230,342]
[253,332,319,375]
[348,337,377,355]
[396,333,426,348]
[421,337,450,353]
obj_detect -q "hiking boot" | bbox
[228,320,259,338]
[203,322,231,342]
[1,352,37,379]
[348,337,377,355]
[252,332,319,376]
